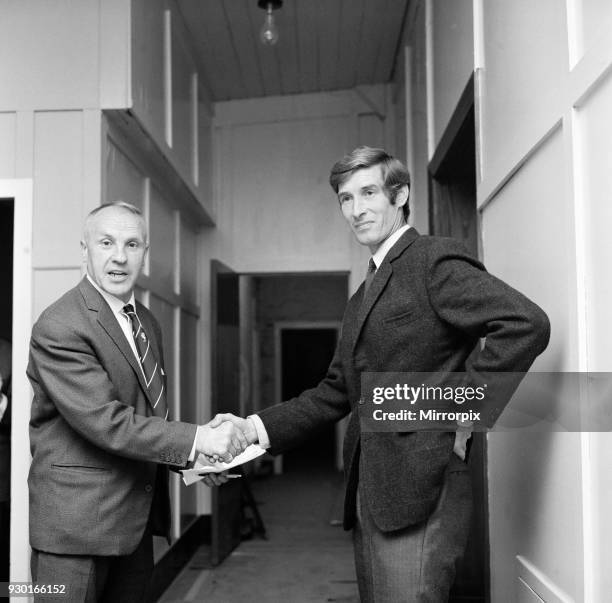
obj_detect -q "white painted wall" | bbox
[211,86,395,290]
[476,1,612,601]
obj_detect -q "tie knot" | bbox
[368,259,376,274]
[122,303,135,315]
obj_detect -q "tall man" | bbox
[210,147,550,601]
[27,202,247,602]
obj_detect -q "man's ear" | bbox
[395,184,409,208]
[80,240,88,263]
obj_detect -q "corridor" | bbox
[159,469,359,602]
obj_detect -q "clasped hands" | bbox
[195,413,256,464]
[194,413,256,487]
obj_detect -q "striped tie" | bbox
[122,304,168,420]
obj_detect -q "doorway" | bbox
[277,325,339,473]
[428,74,487,602]
[0,198,14,584]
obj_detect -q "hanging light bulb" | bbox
[258,0,282,46]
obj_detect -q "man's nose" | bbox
[112,246,127,262]
[351,197,366,218]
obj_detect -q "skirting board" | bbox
[148,515,211,602]
[515,555,574,603]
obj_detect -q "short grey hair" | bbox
[82,202,148,244]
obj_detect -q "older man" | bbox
[211,147,550,601]
[27,202,246,602]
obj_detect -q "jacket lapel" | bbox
[79,278,153,405]
[350,228,421,354]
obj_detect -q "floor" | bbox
[158,467,359,603]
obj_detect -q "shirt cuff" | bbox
[247,414,270,449]
[188,426,200,462]
[453,429,471,461]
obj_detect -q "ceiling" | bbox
[176,0,411,102]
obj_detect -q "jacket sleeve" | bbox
[28,314,197,466]
[257,337,351,454]
[426,238,550,422]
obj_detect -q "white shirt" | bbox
[371,224,412,269]
[87,275,140,363]
[87,275,199,461]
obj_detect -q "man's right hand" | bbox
[196,421,248,463]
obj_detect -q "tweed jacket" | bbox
[27,277,196,555]
[259,229,550,532]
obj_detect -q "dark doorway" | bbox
[0,198,14,584]
[428,74,487,602]
[280,328,338,472]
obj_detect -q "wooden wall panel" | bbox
[180,219,199,306]
[105,140,145,209]
[407,2,429,234]
[576,0,612,63]
[575,68,612,602]
[149,294,176,414]
[480,0,568,197]
[171,27,196,183]
[197,96,213,208]
[0,0,99,111]
[579,71,612,371]
[33,269,81,321]
[32,111,84,268]
[149,185,176,294]
[431,0,473,147]
[131,0,166,143]
[214,114,354,273]
[0,113,16,178]
[482,129,583,601]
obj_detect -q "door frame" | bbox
[426,74,489,601]
[273,321,343,473]
[209,259,242,566]
[0,179,33,582]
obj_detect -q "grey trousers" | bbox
[353,462,473,602]
[30,522,153,603]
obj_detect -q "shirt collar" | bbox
[86,274,136,316]
[371,224,412,269]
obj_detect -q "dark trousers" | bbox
[353,460,473,602]
[30,523,153,603]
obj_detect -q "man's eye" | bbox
[101,240,112,247]
[339,197,350,204]
[128,242,139,249]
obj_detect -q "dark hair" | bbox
[329,146,411,221]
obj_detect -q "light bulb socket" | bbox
[257,0,282,10]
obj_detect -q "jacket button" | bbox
[358,398,364,405]
[144,484,153,493]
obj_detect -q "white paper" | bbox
[181,444,267,485]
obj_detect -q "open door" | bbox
[210,260,242,566]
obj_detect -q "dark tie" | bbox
[364,258,376,294]
[122,304,168,420]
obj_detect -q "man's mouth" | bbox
[354,221,372,231]
[108,271,128,280]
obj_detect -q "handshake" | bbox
[195,413,258,464]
